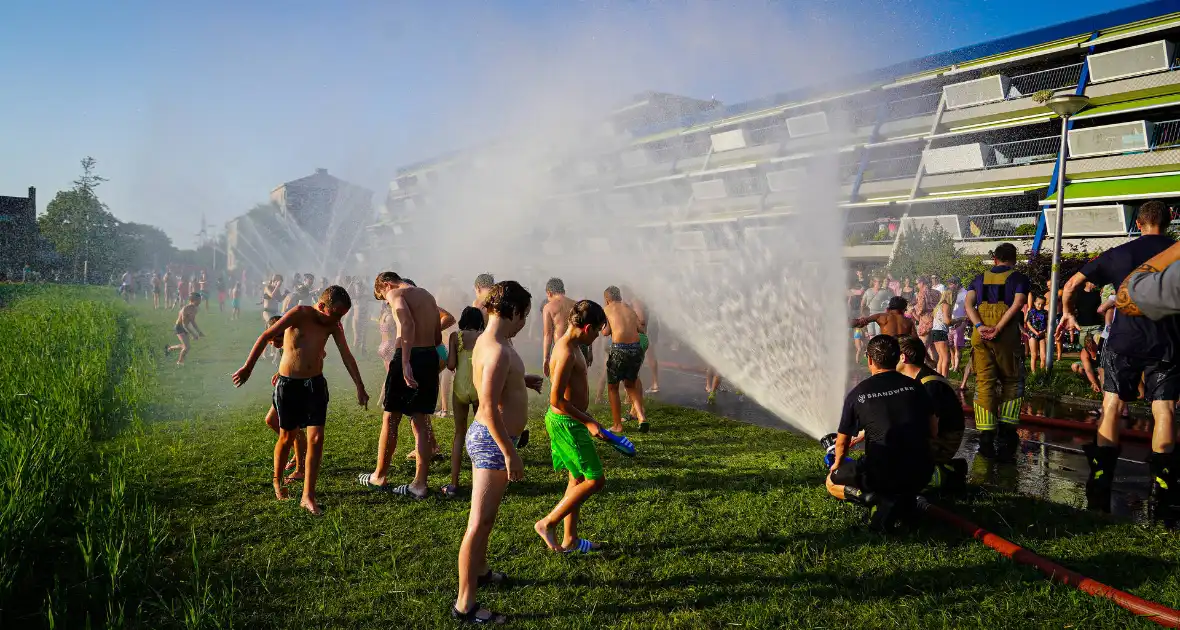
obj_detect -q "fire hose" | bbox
[917,498,1180,628]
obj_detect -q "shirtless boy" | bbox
[472,273,495,322]
[231,286,369,515]
[165,293,204,365]
[850,296,914,338]
[543,277,595,375]
[603,286,649,433]
[358,271,446,499]
[452,281,543,625]
[535,300,610,555]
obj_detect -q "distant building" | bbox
[226,169,374,277]
[373,1,1180,263]
[0,187,37,275]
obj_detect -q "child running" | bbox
[231,286,370,515]
[442,306,485,498]
[165,293,204,365]
[535,300,610,554]
[452,281,542,625]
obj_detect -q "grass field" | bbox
[3,288,1179,628]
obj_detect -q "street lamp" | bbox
[1044,93,1090,370]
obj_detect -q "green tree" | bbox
[114,222,176,272]
[37,158,118,283]
[888,224,963,280]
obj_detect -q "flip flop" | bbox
[451,601,508,625]
[476,570,508,587]
[517,428,530,449]
[563,538,601,554]
[357,473,390,492]
[599,429,636,457]
[391,484,428,500]
[441,484,460,499]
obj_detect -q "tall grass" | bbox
[0,285,163,626]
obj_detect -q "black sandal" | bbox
[451,601,508,625]
[517,429,530,449]
[477,570,508,587]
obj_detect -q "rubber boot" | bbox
[1083,442,1119,513]
[1147,451,1178,528]
[930,458,969,491]
[977,430,997,459]
[995,424,1020,463]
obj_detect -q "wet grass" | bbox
[3,289,1178,627]
[120,301,1179,628]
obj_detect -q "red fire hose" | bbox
[918,498,1180,627]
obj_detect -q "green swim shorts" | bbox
[639,333,649,352]
[545,409,604,480]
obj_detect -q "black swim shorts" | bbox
[273,374,329,431]
[174,323,187,335]
[1101,349,1180,402]
[607,341,645,385]
[384,347,441,415]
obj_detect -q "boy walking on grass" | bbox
[231,286,370,516]
[165,293,204,365]
[452,281,543,625]
[535,300,610,554]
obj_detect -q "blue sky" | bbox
[0,0,1150,246]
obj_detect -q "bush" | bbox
[1014,223,1038,236]
[0,286,161,625]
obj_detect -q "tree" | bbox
[114,222,175,272]
[888,224,964,280]
[37,157,120,283]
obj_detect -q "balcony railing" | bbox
[988,135,1061,168]
[860,154,923,183]
[1008,63,1085,98]
[845,219,900,245]
[960,211,1040,240]
[1153,118,1180,150]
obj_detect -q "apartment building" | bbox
[374,1,1180,264]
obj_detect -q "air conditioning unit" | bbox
[943,75,1011,109]
[1042,204,1134,236]
[901,214,963,240]
[691,179,728,200]
[672,230,708,250]
[765,168,806,192]
[786,112,829,138]
[620,150,650,169]
[1088,40,1175,83]
[923,143,993,174]
[1067,121,1153,158]
[710,128,749,152]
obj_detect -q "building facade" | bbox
[0,186,37,276]
[226,168,374,278]
[373,1,1180,264]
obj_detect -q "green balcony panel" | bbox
[1039,173,1180,204]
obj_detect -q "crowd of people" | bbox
[214,270,662,624]
[834,200,1178,531]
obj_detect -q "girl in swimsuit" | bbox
[442,307,485,498]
